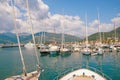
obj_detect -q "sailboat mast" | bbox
[61,10,65,49]
[97,10,102,43]
[26,0,40,66]
[40,32,43,44]
[11,0,27,76]
[43,31,46,44]
[85,13,88,47]
[62,21,65,48]
[114,23,116,41]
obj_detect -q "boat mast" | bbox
[40,32,43,44]
[53,25,56,44]
[26,0,40,66]
[85,13,88,48]
[114,23,117,42]
[11,0,27,76]
[61,10,65,49]
[43,31,46,44]
[97,9,102,43]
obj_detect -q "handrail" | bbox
[53,66,112,80]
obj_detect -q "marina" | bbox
[0,0,120,80]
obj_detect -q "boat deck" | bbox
[73,75,95,80]
[5,71,40,80]
[59,69,107,80]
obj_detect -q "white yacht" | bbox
[97,47,103,55]
[82,47,91,55]
[60,47,70,53]
[24,42,35,49]
[49,45,60,54]
[73,44,80,52]
[82,13,91,55]
[74,47,80,52]
[53,66,112,80]
[40,45,50,54]
[96,11,104,55]
[109,45,117,52]
[60,12,70,53]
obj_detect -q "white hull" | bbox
[60,48,70,53]
[60,69,106,80]
[82,48,91,55]
[5,70,40,80]
[74,47,80,52]
[24,42,35,49]
[93,48,103,55]
[49,46,60,54]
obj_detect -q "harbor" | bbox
[0,0,120,80]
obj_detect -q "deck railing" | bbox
[53,66,112,80]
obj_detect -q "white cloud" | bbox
[117,13,120,17]
[0,0,120,38]
[100,23,113,32]
[0,1,14,32]
[111,17,120,26]
[89,19,99,27]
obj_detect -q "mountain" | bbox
[88,27,120,41]
[0,32,17,43]
[0,32,81,44]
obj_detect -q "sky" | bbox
[0,0,120,37]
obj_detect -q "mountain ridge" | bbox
[0,32,81,44]
[88,27,120,41]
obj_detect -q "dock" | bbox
[1,44,24,48]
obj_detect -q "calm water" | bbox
[0,47,120,80]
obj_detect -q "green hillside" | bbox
[34,32,81,44]
[0,32,81,44]
[88,27,120,41]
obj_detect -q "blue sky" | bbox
[43,0,120,23]
[0,0,120,37]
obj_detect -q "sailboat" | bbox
[95,10,104,55]
[49,26,60,54]
[49,45,60,54]
[59,25,70,53]
[109,23,117,52]
[38,31,49,54]
[60,13,70,53]
[5,0,42,80]
[24,41,35,49]
[37,32,44,49]
[82,13,91,55]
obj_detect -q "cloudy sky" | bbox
[0,0,120,37]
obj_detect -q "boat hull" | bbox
[5,70,40,80]
[59,69,106,80]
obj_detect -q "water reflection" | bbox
[49,53,60,57]
[82,55,91,68]
[60,52,71,57]
[93,55,103,71]
[40,53,49,57]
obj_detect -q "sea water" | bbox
[0,47,120,80]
